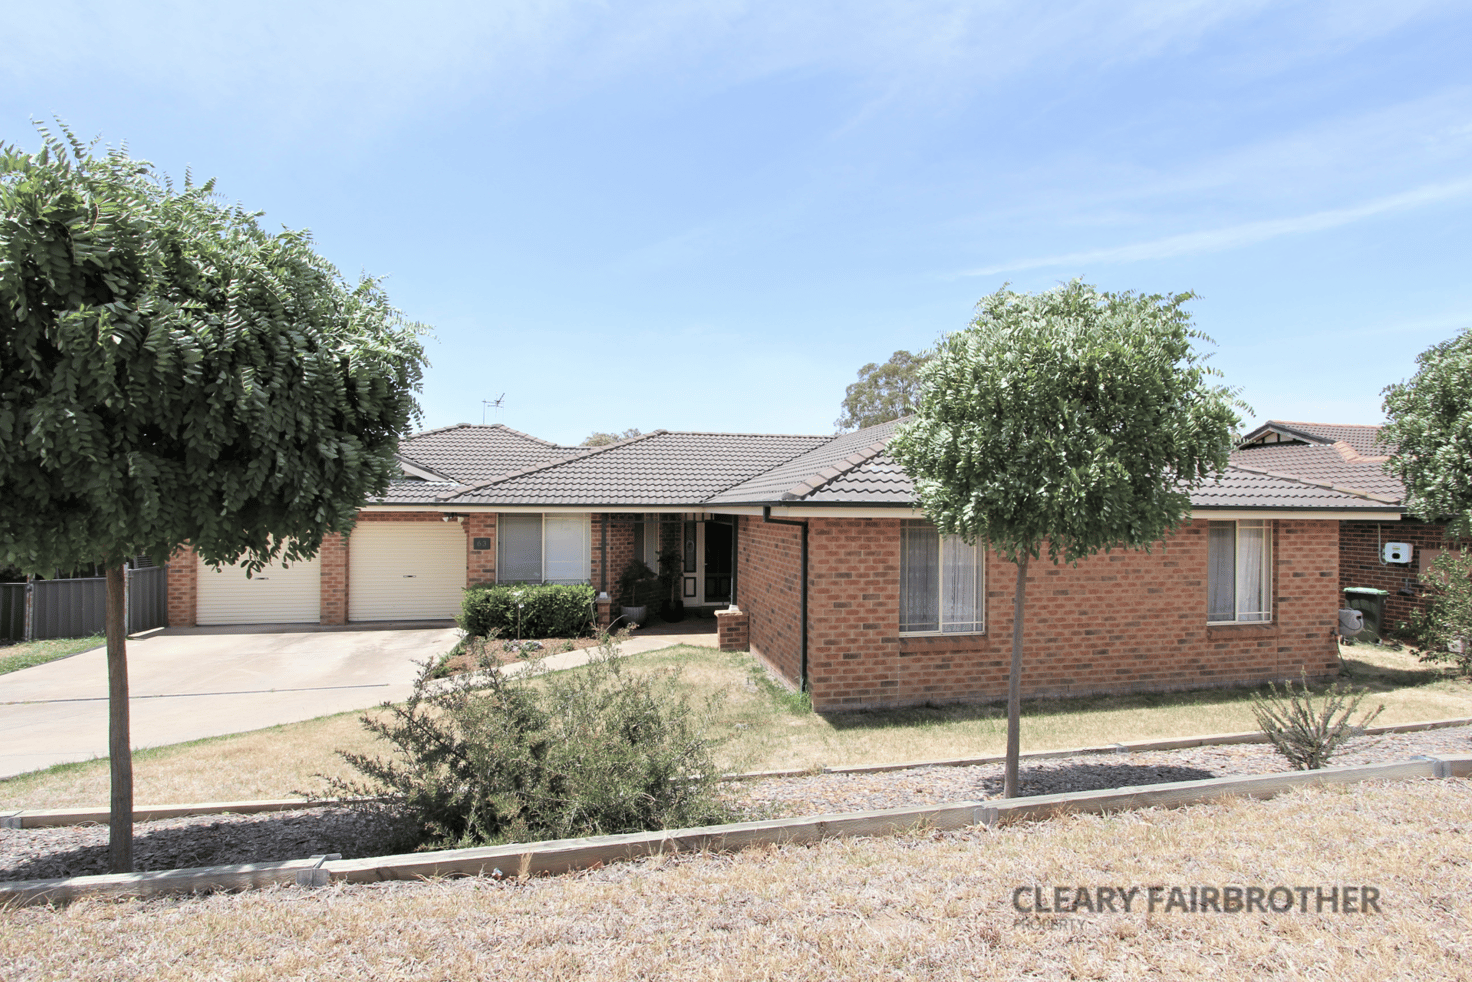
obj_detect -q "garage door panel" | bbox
[349,523,466,621]
[197,555,321,625]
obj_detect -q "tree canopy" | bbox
[582,427,642,447]
[835,349,930,432]
[889,281,1239,563]
[0,129,429,576]
[1382,329,1472,538]
[888,280,1239,797]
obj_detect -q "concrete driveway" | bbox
[0,622,460,779]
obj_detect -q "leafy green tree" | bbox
[888,281,1239,798]
[835,349,931,431]
[1382,329,1472,537]
[0,129,427,870]
[582,427,642,446]
[1410,551,1472,676]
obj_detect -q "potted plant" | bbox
[657,546,684,622]
[617,559,658,627]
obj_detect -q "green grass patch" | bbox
[0,634,105,676]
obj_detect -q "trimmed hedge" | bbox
[460,583,597,639]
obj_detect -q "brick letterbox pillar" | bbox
[714,605,750,651]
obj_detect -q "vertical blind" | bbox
[1208,519,1271,622]
[498,514,592,584]
[497,515,543,583]
[900,520,985,634]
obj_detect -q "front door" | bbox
[681,520,734,606]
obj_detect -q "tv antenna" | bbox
[482,394,505,424]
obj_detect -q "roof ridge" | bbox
[403,422,471,440]
[1223,463,1402,505]
[437,429,667,501]
[1331,440,1391,465]
[1273,419,1383,430]
[781,439,892,501]
[395,451,459,483]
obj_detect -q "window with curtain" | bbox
[1207,519,1272,623]
[899,519,985,634]
[497,514,591,584]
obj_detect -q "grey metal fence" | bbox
[0,566,169,643]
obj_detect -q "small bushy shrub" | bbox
[330,635,735,848]
[1410,550,1472,676]
[1250,671,1384,770]
[617,559,660,608]
[460,583,596,639]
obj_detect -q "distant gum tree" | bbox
[0,128,428,871]
[1382,328,1472,537]
[835,349,931,431]
[888,280,1240,798]
[582,428,642,447]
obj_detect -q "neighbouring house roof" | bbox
[1231,419,1404,506]
[369,416,1404,514]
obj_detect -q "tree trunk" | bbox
[106,562,133,873]
[1004,553,1030,799]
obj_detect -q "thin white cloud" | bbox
[961,176,1472,277]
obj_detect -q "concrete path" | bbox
[0,622,459,779]
[0,620,720,780]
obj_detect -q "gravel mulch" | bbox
[4,725,1468,884]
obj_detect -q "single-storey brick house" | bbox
[1233,419,1459,632]
[167,418,1406,711]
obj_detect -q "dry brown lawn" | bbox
[3,778,1469,981]
[3,642,1468,813]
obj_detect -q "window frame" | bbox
[496,513,592,585]
[898,519,987,637]
[1207,518,1274,624]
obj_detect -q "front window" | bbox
[1208,519,1272,623]
[900,519,985,635]
[497,514,591,584]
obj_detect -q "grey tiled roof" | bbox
[1229,442,1404,502]
[707,418,905,503]
[395,424,581,484]
[442,430,832,506]
[369,479,465,504]
[1187,468,1400,510]
[1241,420,1392,456]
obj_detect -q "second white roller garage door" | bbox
[349,522,467,621]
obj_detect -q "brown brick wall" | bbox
[736,515,1342,711]
[1339,518,1460,630]
[736,516,804,683]
[466,513,497,586]
[166,544,197,628]
[319,533,349,625]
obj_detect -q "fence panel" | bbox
[31,578,107,640]
[1,583,25,643]
[128,566,168,633]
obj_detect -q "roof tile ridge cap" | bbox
[1224,463,1401,504]
[483,422,563,447]
[781,437,892,501]
[436,431,666,500]
[699,435,848,501]
[1331,440,1392,465]
[394,451,459,482]
[403,421,471,440]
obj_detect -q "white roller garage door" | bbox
[349,522,466,621]
[196,553,321,625]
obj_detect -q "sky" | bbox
[5,0,1471,446]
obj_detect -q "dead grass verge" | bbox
[3,778,1469,981]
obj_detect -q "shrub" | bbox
[329,635,735,848]
[616,559,659,608]
[1409,550,1472,676]
[1250,671,1384,770]
[460,583,596,639]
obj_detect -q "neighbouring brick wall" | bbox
[466,513,496,586]
[736,515,804,683]
[319,533,349,625]
[1340,519,1461,630]
[166,544,197,628]
[739,516,1342,712]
